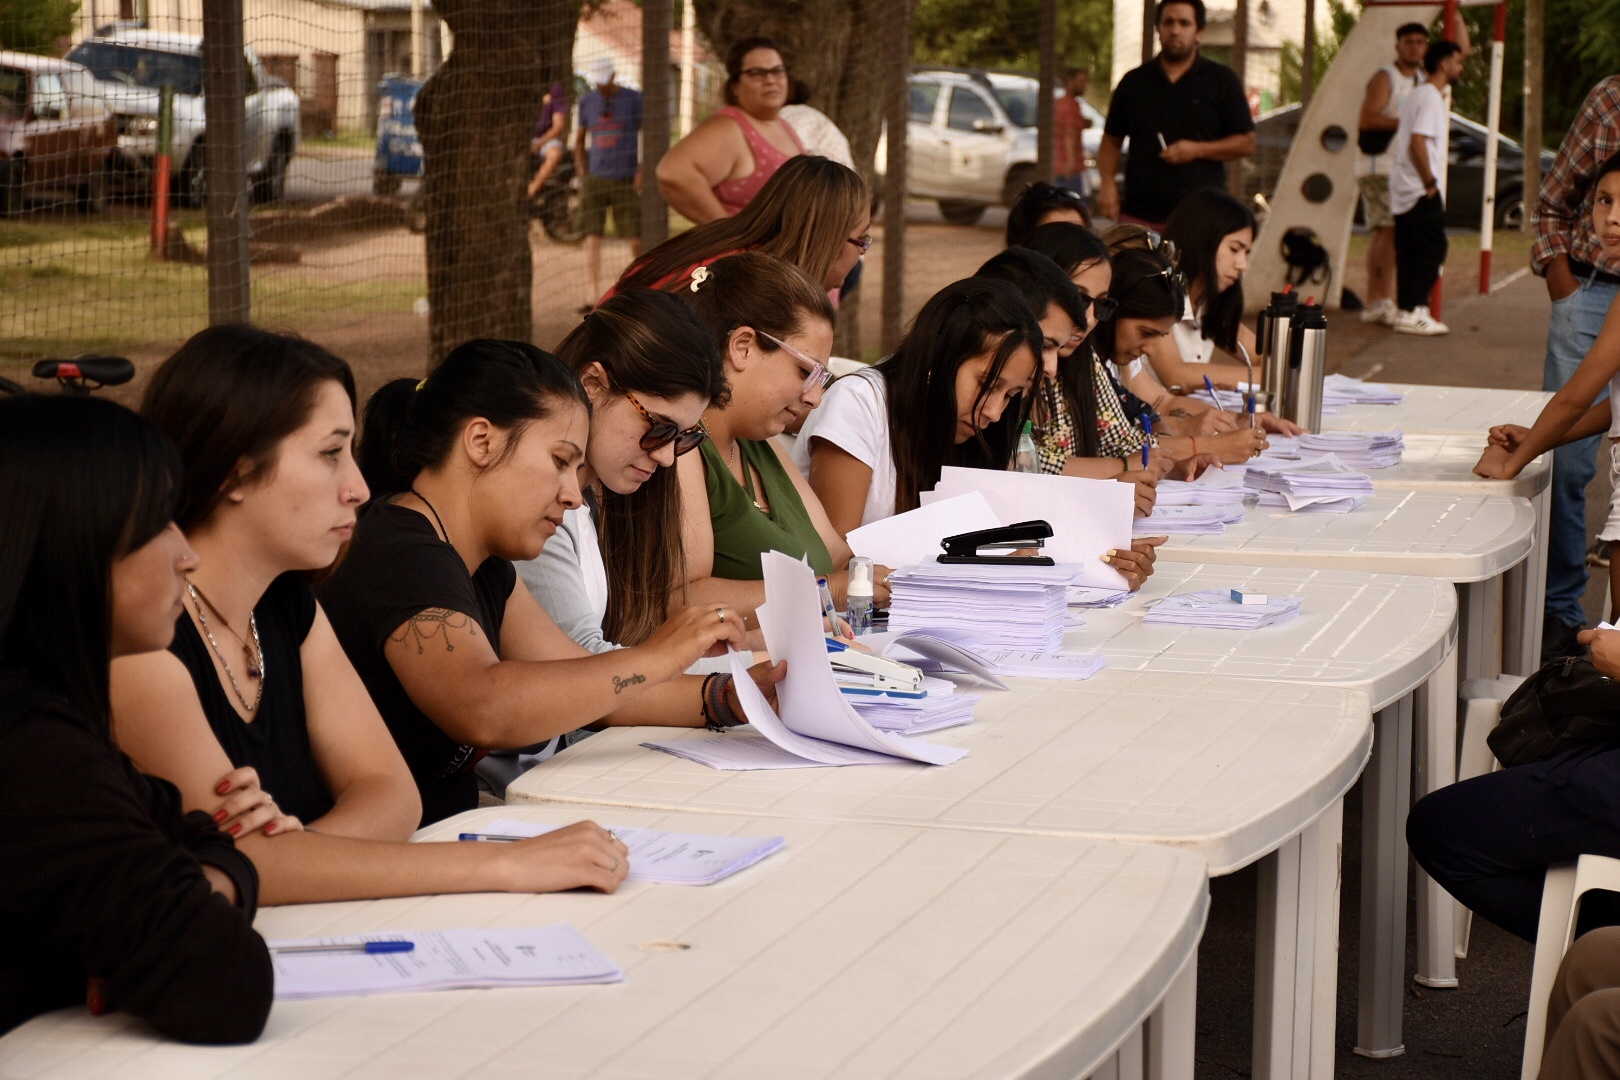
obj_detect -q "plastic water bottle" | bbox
[1013,419,1038,473]
[846,557,874,637]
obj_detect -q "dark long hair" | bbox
[1090,247,1185,368]
[357,339,592,499]
[0,396,181,735]
[1163,187,1255,353]
[615,155,867,295]
[1017,224,1113,457]
[141,324,356,531]
[879,277,1042,512]
[1005,181,1091,247]
[553,291,728,644]
[679,250,836,355]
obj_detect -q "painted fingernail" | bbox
[227,823,242,836]
[216,779,231,795]
[263,823,277,836]
[213,809,228,823]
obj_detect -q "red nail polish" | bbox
[227,823,242,836]
[263,823,276,836]
[216,780,230,795]
[213,809,228,823]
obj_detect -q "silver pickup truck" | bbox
[66,30,300,206]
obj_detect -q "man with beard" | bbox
[1096,0,1256,229]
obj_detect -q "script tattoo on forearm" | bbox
[1167,407,1194,420]
[612,673,646,694]
[390,608,477,654]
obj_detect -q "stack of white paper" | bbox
[270,926,623,1000]
[471,819,784,885]
[1298,431,1404,469]
[1142,588,1304,629]
[1068,585,1133,608]
[1155,468,1252,508]
[1190,385,1246,411]
[868,628,1105,682]
[1243,454,1374,513]
[887,561,1075,651]
[971,649,1108,679]
[1133,503,1233,536]
[1323,372,1405,406]
[850,681,980,734]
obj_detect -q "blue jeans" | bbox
[1544,274,1620,627]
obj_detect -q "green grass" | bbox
[0,223,420,362]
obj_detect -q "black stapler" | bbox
[937,520,1056,566]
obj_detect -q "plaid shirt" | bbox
[1532,76,1620,275]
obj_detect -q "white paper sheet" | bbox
[846,491,1001,568]
[724,650,905,764]
[477,818,784,886]
[929,467,1132,589]
[642,733,881,770]
[269,925,622,1000]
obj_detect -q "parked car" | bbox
[901,66,1106,226]
[65,30,300,206]
[1249,102,1554,230]
[0,51,118,215]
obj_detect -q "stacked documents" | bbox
[270,926,623,1000]
[850,680,980,735]
[1190,385,1246,411]
[1143,588,1304,629]
[1156,468,1252,507]
[887,561,1075,651]
[1323,372,1405,407]
[470,819,784,885]
[1133,503,1234,536]
[1298,431,1404,469]
[1243,454,1374,512]
[1068,585,1133,608]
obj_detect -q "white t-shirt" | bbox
[1388,82,1447,216]
[791,367,898,527]
[1355,63,1423,179]
[1170,297,1216,366]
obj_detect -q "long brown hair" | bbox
[553,291,729,645]
[615,155,867,294]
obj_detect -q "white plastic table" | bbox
[1322,383,1553,435]
[507,674,1374,1080]
[1362,433,1554,675]
[1070,563,1458,1063]
[0,806,1209,1080]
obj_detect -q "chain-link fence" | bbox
[0,1,1125,398]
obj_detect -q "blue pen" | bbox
[272,940,415,955]
[1141,414,1152,468]
[817,576,846,641]
[1202,373,1220,405]
[824,636,849,653]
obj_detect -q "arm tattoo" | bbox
[612,673,646,694]
[1167,407,1194,420]
[390,608,478,654]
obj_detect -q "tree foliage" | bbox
[0,0,80,55]
[1276,0,1355,106]
[911,0,1114,86]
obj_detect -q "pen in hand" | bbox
[271,940,415,955]
[1202,373,1219,406]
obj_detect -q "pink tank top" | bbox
[712,106,805,216]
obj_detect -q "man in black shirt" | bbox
[1096,0,1256,229]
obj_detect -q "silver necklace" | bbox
[186,579,264,714]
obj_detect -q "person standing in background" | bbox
[526,79,570,200]
[1532,76,1620,660]
[1387,39,1466,337]
[1354,23,1429,328]
[1054,67,1091,202]
[575,59,643,313]
[780,79,852,169]
[1095,0,1255,230]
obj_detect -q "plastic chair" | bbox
[1520,855,1620,1080]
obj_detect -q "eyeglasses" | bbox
[1089,295,1119,321]
[624,391,708,457]
[757,330,833,394]
[847,234,873,254]
[740,65,788,80]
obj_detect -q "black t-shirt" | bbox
[0,673,270,1043]
[170,572,334,824]
[317,501,516,827]
[1103,53,1255,222]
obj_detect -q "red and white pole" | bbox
[1479,0,1508,293]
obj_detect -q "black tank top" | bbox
[169,573,334,823]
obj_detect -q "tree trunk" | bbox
[416,0,576,364]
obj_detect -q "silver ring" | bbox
[611,857,620,872]
[717,607,726,623]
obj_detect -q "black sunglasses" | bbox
[625,391,707,456]
[1089,295,1119,321]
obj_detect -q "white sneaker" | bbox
[1394,305,1449,336]
[1360,298,1396,326]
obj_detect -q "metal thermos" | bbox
[1284,302,1329,432]
[1255,291,1299,407]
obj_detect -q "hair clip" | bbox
[415,378,427,392]
[690,266,711,292]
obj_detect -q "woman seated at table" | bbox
[1149,188,1259,391]
[675,251,887,627]
[0,395,270,1043]
[1094,248,1271,465]
[114,326,630,896]
[518,289,736,651]
[610,154,868,300]
[317,338,779,826]
[1475,153,1620,618]
[1005,180,1091,248]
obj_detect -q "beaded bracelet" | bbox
[700,672,743,731]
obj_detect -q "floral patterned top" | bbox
[1033,351,1154,473]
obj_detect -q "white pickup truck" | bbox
[66,30,300,206]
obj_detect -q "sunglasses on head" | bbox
[624,391,707,456]
[756,330,833,393]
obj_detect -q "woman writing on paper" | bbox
[113,326,632,897]
[1148,188,1261,391]
[0,395,271,1042]
[675,252,890,627]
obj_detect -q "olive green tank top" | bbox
[699,437,833,580]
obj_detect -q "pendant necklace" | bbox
[186,579,264,713]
